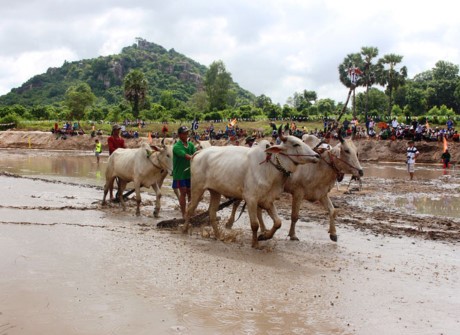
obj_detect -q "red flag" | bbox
[148,132,152,144]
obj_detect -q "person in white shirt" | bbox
[406,140,420,180]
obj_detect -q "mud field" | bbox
[0,134,459,334]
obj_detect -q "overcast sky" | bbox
[1,0,459,105]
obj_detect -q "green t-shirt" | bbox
[173,140,196,180]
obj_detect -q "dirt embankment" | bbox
[0,130,458,163]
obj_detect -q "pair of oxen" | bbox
[103,127,363,248]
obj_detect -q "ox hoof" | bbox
[330,234,338,242]
[257,233,268,241]
[289,236,300,241]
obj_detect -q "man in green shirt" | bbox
[173,126,196,218]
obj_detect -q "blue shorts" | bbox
[172,179,191,189]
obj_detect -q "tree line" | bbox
[1,42,459,128]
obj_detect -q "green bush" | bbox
[0,113,21,128]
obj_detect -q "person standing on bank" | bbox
[108,124,126,155]
[406,140,419,180]
[173,126,196,218]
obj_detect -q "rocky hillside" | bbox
[0,38,254,107]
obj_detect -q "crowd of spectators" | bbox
[50,116,458,144]
[52,121,85,139]
[303,117,458,143]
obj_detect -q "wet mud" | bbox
[0,159,459,334]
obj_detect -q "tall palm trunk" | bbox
[365,84,369,122]
[337,86,354,122]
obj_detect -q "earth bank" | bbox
[0,130,458,164]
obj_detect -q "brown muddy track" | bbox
[3,171,459,244]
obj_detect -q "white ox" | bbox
[226,133,363,242]
[191,138,213,150]
[102,141,173,217]
[183,128,320,248]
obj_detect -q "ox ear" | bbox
[265,145,285,154]
[150,145,161,152]
[315,147,326,154]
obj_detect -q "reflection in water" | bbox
[394,194,460,218]
[0,149,109,186]
[1,149,459,217]
[362,161,456,179]
[360,162,460,218]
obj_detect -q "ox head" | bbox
[333,135,364,178]
[265,126,319,165]
[147,141,173,175]
[193,139,212,151]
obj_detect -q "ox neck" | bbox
[321,150,342,178]
[147,151,164,172]
[268,153,294,178]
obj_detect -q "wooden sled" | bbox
[157,198,235,228]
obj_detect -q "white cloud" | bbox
[0,48,77,94]
[0,0,459,105]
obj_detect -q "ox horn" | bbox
[278,125,287,142]
[337,128,345,144]
[161,137,165,146]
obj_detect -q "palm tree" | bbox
[338,53,363,120]
[124,69,148,118]
[360,47,379,122]
[376,54,407,116]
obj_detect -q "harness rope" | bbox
[260,153,293,177]
[318,149,362,182]
[146,150,166,173]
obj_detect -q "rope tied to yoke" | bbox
[260,153,292,177]
[146,149,165,173]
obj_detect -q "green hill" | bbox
[0,38,255,107]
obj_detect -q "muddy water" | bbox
[1,149,459,216]
[362,161,457,179]
[1,149,454,182]
[1,149,459,335]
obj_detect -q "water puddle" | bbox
[360,193,460,218]
[1,149,459,218]
[361,161,457,179]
